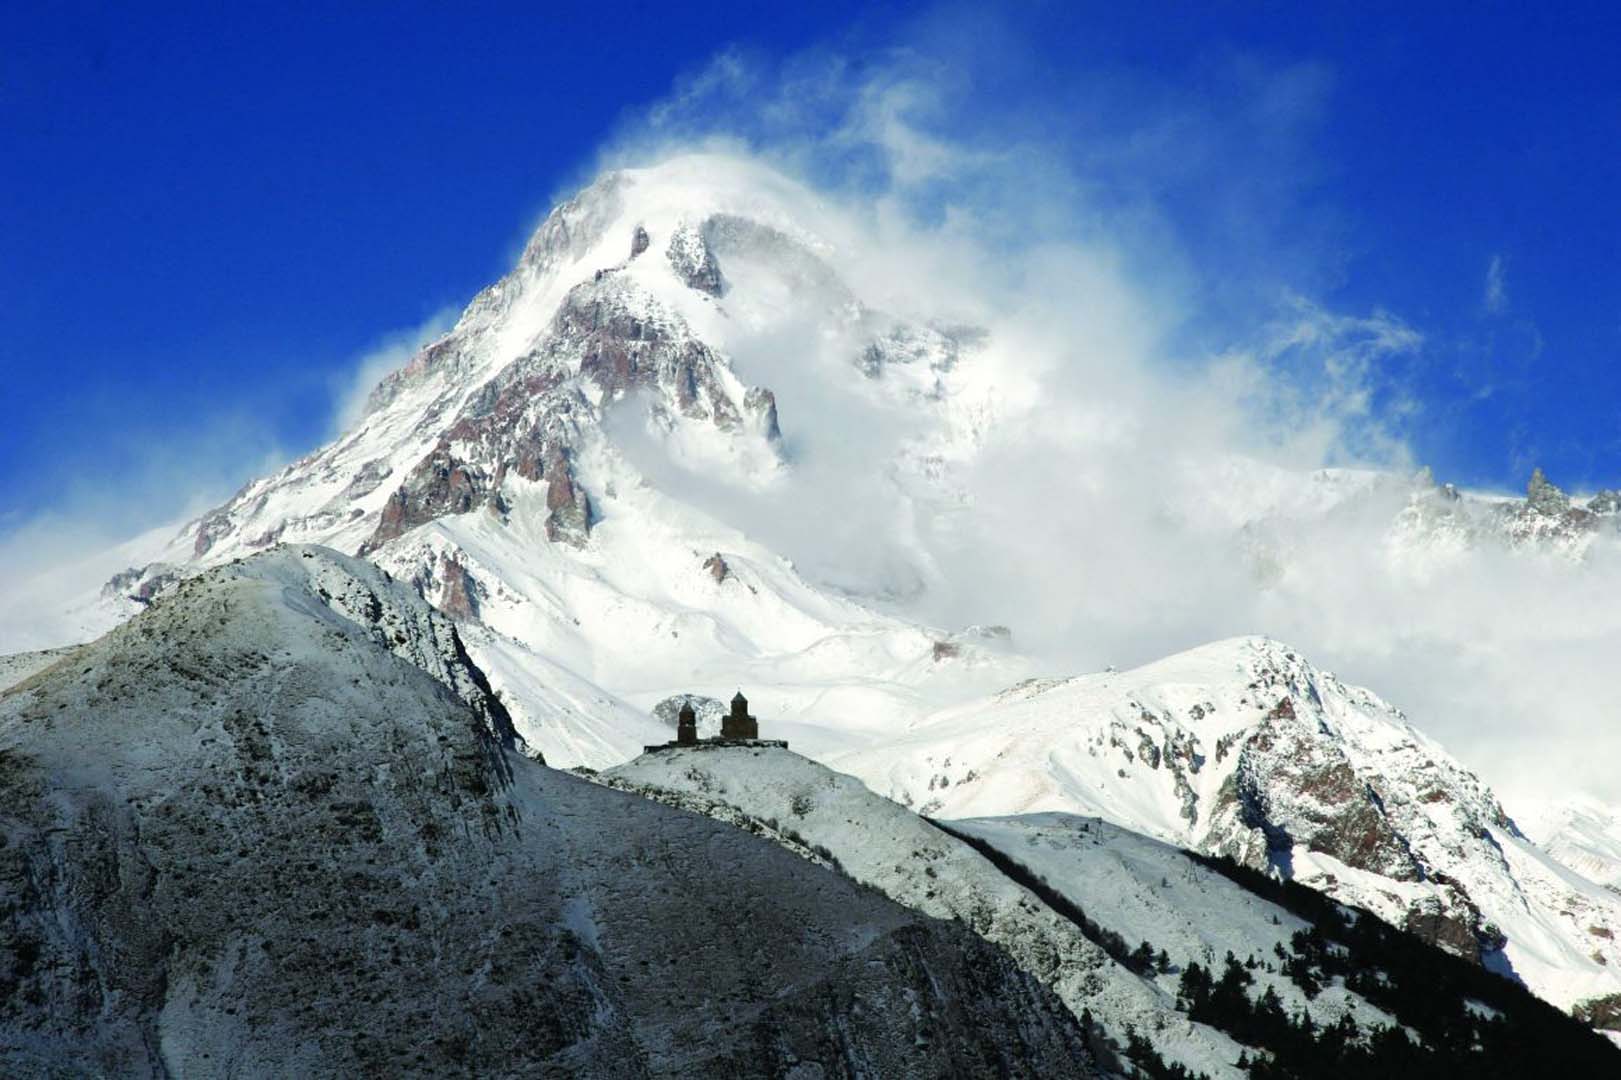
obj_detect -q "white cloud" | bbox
[1484,252,1508,314]
[586,43,1621,810]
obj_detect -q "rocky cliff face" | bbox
[0,546,1099,1078]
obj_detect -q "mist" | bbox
[593,40,1618,812]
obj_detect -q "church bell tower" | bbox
[722,691,758,740]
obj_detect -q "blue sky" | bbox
[4,2,1620,538]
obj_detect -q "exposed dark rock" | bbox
[1575,992,1621,1031]
[101,565,144,597]
[629,224,650,260]
[666,222,725,296]
[435,552,480,622]
[130,570,182,605]
[1218,697,1422,883]
[360,446,491,555]
[1404,904,1484,961]
[543,445,591,547]
[551,279,744,430]
[743,386,781,442]
[1527,468,1571,515]
[702,553,732,584]
[102,564,182,606]
[932,640,961,662]
[193,507,233,558]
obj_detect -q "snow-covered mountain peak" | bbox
[841,635,1621,1015]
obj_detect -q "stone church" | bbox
[651,690,784,753]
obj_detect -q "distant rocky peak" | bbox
[1527,467,1571,515]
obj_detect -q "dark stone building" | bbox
[643,689,782,754]
[721,691,758,740]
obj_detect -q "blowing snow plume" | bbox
[578,46,1621,811]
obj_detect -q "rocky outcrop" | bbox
[193,506,234,557]
[543,445,591,546]
[1221,697,1422,883]
[1575,992,1621,1031]
[1590,490,1621,515]
[434,552,480,622]
[360,446,492,555]
[743,385,781,442]
[0,547,1100,1078]
[666,220,725,296]
[702,553,732,584]
[1497,467,1610,549]
[102,563,184,606]
[1527,468,1571,515]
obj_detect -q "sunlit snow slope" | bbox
[840,635,1621,1017]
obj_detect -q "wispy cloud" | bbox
[590,37,1621,808]
[1484,252,1508,314]
[330,308,459,434]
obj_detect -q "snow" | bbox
[0,545,1101,1077]
[604,744,1249,1078]
[10,152,1621,1037]
[949,814,1400,1038]
[836,635,1621,1015]
[1523,795,1621,892]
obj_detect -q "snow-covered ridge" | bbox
[603,744,1245,1078]
[839,635,1621,1017]
[603,744,1621,1071]
[0,544,1101,1077]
